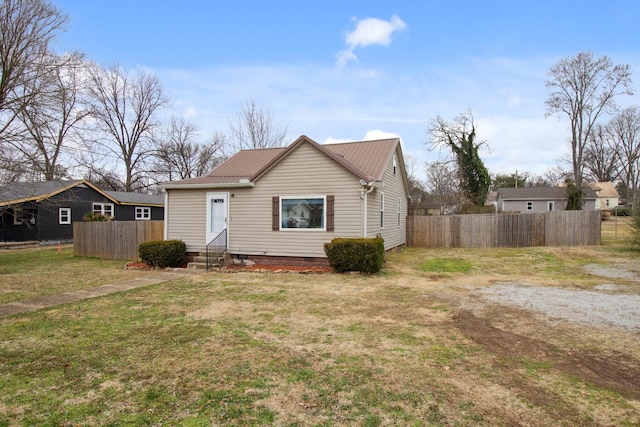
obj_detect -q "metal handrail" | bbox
[205,228,227,271]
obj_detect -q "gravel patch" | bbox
[479,283,640,331]
[584,263,640,282]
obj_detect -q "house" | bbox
[0,180,164,242]
[586,182,619,210]
[496,186,598,213]
[160,135,411,265]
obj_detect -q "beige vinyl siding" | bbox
[166,189,208,252]
[376,147,408,249]
[229,143,363,257]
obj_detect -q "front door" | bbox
[206,192,228,245]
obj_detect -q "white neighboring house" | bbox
[586,182,619,211]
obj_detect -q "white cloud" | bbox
[154,54,583,179]
[323,136,352,144]
[363,129,400,140]
[337,15,407,67]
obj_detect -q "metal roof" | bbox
[161,135,403,188]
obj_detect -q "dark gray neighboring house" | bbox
[497,186,597,213]
[0,180,164,242]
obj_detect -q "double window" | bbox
[59,208,71,224]
[135,207,151,220]
[273,196,334,231]
[13,208,35,225]
[526,201,533,211]
[93,203,114,217]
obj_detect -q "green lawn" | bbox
[0,223,638,426]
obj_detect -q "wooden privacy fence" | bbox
[407,211,601,248]
[74,221,164,260]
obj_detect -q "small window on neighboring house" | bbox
[135,207,151,220]
[397,198,402,226]
[606,199,610,207]
[547,201,554,211]
[526,201,533,211]
[59,208,71,224]
[13,208,23,225]
[93,203,114,217]
[392,155,397,175]
[380,193,385,228]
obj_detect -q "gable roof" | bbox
[0,180,163,208]
[0,180,117,207]
[586,182,619,198]
[497,186,597,201]
[160,135,406,189]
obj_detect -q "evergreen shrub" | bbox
[324,237,384,274]
[138,240,186,267]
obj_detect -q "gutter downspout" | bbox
[360,181,375,238]
[162,189,168,240]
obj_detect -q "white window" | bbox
[547,201,554,211]
[280,197,325,230]
[59,208,71,224]
[13,208,23,225]
[135,206,151,220]
[392,155,397,175]
[397,198,402,226]
[605,199,610,207]
[93,203,114,217]
[526,201,533,211]
[380,193,385,228]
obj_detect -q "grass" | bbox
[0,222,639,426]
[0,246,148,304]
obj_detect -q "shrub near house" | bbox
[138,240,187,268]
[324,237,385,273]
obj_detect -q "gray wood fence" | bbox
[407,211,601,248]
[74,221,164,259]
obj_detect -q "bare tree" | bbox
[424,160,461,206]
[86,64,168,192]
[583,123,619,183]
[0,0,67,141]
[227,98,288,155]
[10,52,89,180]
[609,106,640,211]
[545,51,633,190]
[83,167,126,191]
[152,117,225,182]
[428,110,491,206]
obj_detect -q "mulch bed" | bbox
[125,261,333,274]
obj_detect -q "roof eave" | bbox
[159,182,256,190]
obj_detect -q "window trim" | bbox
[59,207,71,224]
[397,197,402,226]
[93,203,114,217]
[135,206,151,220]
[13,208,23,225]
[392,155,397,175]
[547,201,555,212]
[380,192,385,229]
[278,195,327,231]
[526,201,533,211]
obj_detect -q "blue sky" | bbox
[53,0,640,179]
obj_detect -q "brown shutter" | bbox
[326,195,334,232]
[272,197,279,231]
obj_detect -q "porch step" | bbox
[187,253,227,270]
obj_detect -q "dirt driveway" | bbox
[450,261,640,401]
